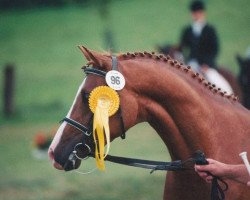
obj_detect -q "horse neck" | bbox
[120,57,227,160]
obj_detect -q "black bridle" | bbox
[61,56,228,200]
[61,56,126,139]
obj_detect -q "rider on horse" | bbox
[179,0,233,94]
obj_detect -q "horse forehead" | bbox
[50,79,87,150]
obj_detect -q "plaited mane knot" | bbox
[209,85,213,90]
[148,53,152,58]
[220,91,225,96]
[191,72,196,78]
[184,66,191,72]
[233,96,238,101]
[213,88,218,93]
[144,51,152,58]
[169,60,175,66]
[139,52,144,57]
[192,72,199,78]
[226,94,235,100]
[176,64,181,68]
[166,55,171,60]
[204,81,209,87]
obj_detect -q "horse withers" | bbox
[49,46,250,200]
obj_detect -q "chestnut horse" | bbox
[48,46,250,200]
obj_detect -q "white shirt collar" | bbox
[192,21,206,37]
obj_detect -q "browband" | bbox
[83,55,118,76]
[83,67,106,77]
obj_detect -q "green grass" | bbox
[0,0,250,199]
[0,123,168,200]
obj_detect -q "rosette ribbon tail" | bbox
[93,99,111,171]
[88,86,120,171]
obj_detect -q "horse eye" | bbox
[82,92,90,103]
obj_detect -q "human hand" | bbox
[194,158,229,183]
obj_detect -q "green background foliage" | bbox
[0,0,250,199]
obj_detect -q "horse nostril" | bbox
[48,148,64,170]
[48,148,55,161]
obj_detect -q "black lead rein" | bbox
[103,150,228,200]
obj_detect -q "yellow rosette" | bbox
[88,86,120,171]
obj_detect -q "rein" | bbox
[62,56,228,200]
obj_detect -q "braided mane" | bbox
[117,51,239,102]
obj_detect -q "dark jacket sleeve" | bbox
[199,25,219,66]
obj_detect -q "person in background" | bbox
[180,0,219,71]
[179,0,233,94]
[195,158,250,186]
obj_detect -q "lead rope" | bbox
[211,177,228,200]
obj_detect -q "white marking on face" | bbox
[49,79,86,151]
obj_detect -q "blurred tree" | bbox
[99,0,116,51]
[3,64,15,117]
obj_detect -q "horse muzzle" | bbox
[48,142,92,171]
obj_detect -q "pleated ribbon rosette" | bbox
[88,86,120,171]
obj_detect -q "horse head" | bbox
[48,46,139,171]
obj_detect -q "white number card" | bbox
[105,70,125,90]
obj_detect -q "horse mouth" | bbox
[52,142,93,171]
[63,159,81,171]
[53,150,82,171]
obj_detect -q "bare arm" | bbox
[195,158,250,185]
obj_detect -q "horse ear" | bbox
[78,45,102,66]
